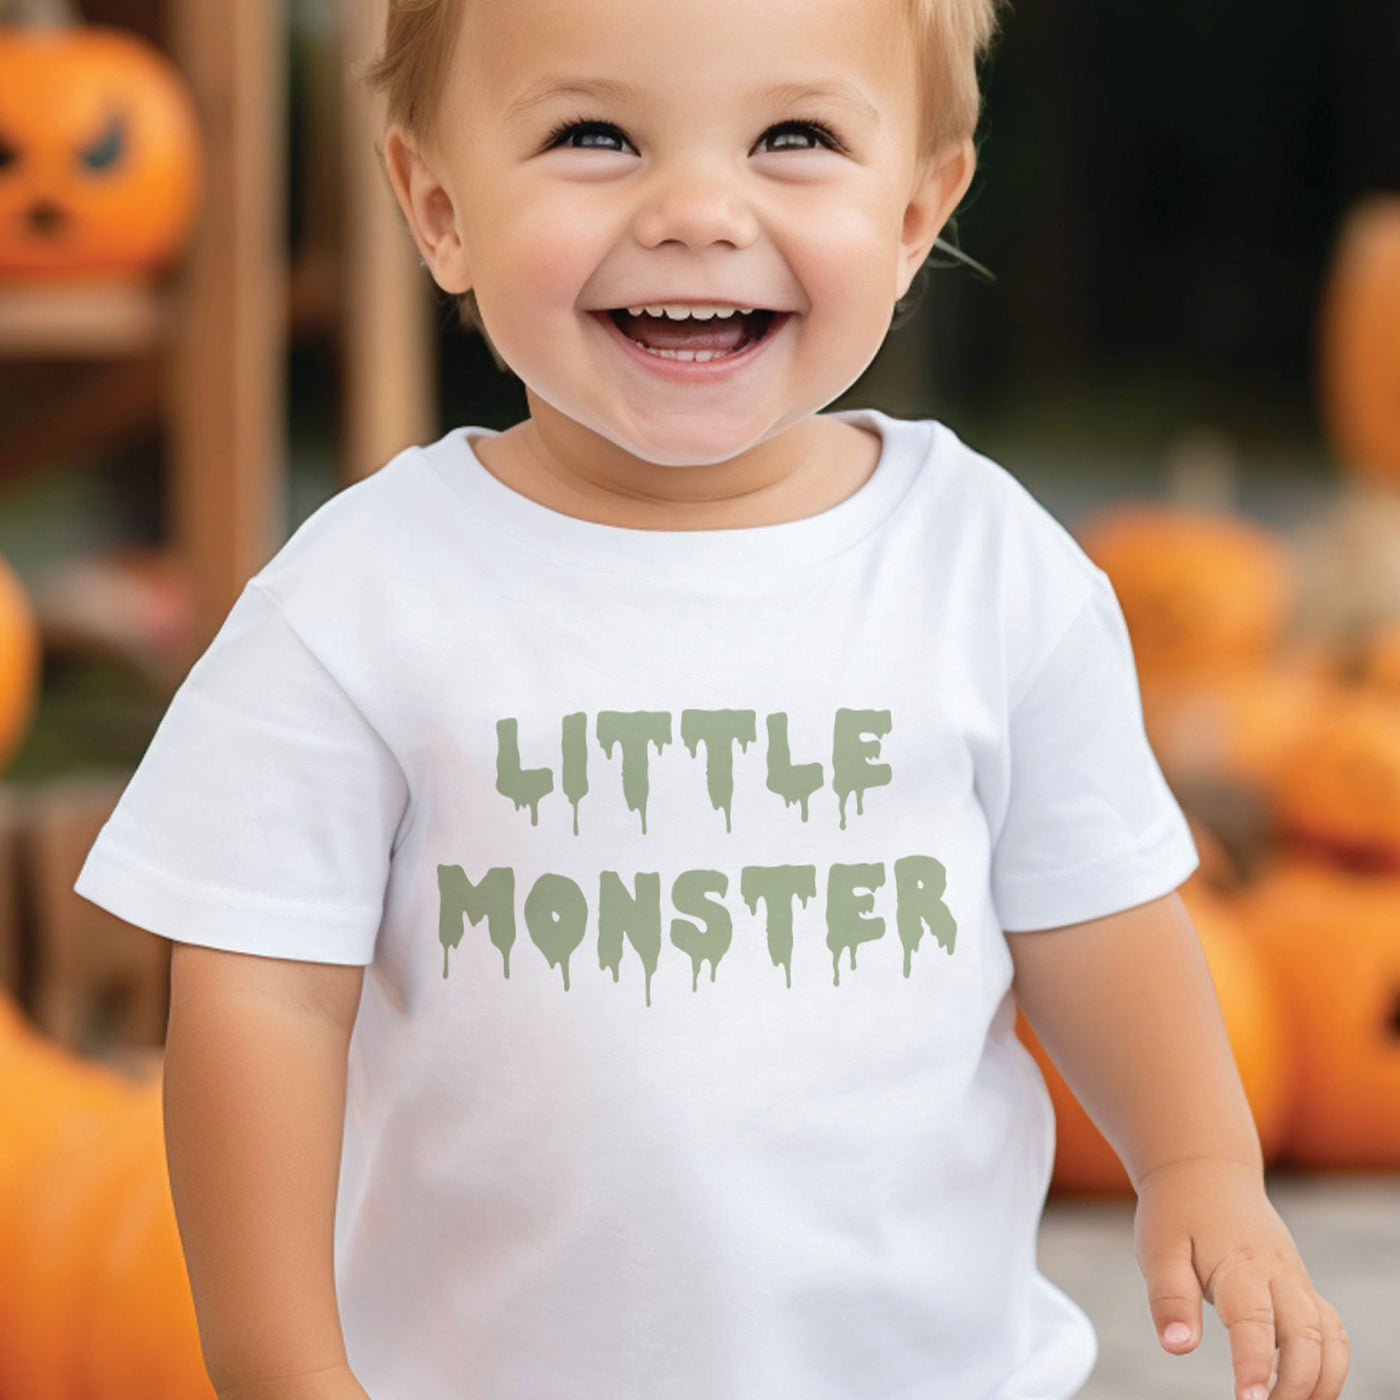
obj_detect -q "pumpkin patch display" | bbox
[0,17,202,281]
[1075,503,1295,684]
[1229,855,1400,1167]
[1317,194,1400,491]
[1014,880,1292,1196]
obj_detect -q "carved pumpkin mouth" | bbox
[25,199,68,238]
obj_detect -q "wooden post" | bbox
[340,0,437,484]
[0,785,26,1004]
[25,775,171,1055]
[165,0,288,657]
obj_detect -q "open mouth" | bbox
[599,307,784,362]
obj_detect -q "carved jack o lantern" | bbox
[0,11,202,282]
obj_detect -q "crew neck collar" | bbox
[424,408,935,578]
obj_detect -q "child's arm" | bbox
[1007,890,1350,1400]
[1006,890,1262,1186]
[163,943,373,1400]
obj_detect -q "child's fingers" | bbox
[1211,1258,1283,1400]
[1311,1296,1352,1400]
[1143,1246,1203,1354]
[1261,1276,1324,1400]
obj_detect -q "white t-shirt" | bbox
[74,407,1198,1400]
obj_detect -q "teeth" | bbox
[623,303,754,320]
[633,345,742,362]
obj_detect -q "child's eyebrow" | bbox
[503,74,882,128]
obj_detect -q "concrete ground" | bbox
[1038,1171,1400,1400]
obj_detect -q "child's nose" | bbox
[630,174,760,249]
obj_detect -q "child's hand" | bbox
[1132,1157,1350,1400]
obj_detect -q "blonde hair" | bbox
[355,0,1008,368]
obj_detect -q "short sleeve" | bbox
[73,581,410,965]
[990,568,1199,932]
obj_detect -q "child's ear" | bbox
[896,135,977,301]
[381,123,473,295]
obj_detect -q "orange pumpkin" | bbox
[1075,504,1295,684]
[0,992,146,1400]
[0,550,41,772]
[0,986,136,1200]
[0,1058,214,1400]
[0,1093,145,1400]
[76,1074,217,1400]
[1317,194,1400,489]
[0,21,202,281]
[1229,855,1400,1167]
[1271,688,1400,873]
[1014,882,1292,1196]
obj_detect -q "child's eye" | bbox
[761,120,845,154]
[541,117,845,156]
[542,119,631,153]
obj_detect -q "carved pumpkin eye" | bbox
[79,113,126,172]
[0,130,17,173]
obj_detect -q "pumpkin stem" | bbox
[0,0,83,26]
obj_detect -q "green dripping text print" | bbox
[438,856,956,1003]
[439,706,956,1002]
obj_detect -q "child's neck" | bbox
[469,413,881,533]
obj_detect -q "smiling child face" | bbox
[384,0,976,503]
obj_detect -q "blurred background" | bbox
[0,0,1397,1397]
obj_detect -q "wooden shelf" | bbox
[0,281,174,360]
[0,0,434,674]
[0,246,344,367]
